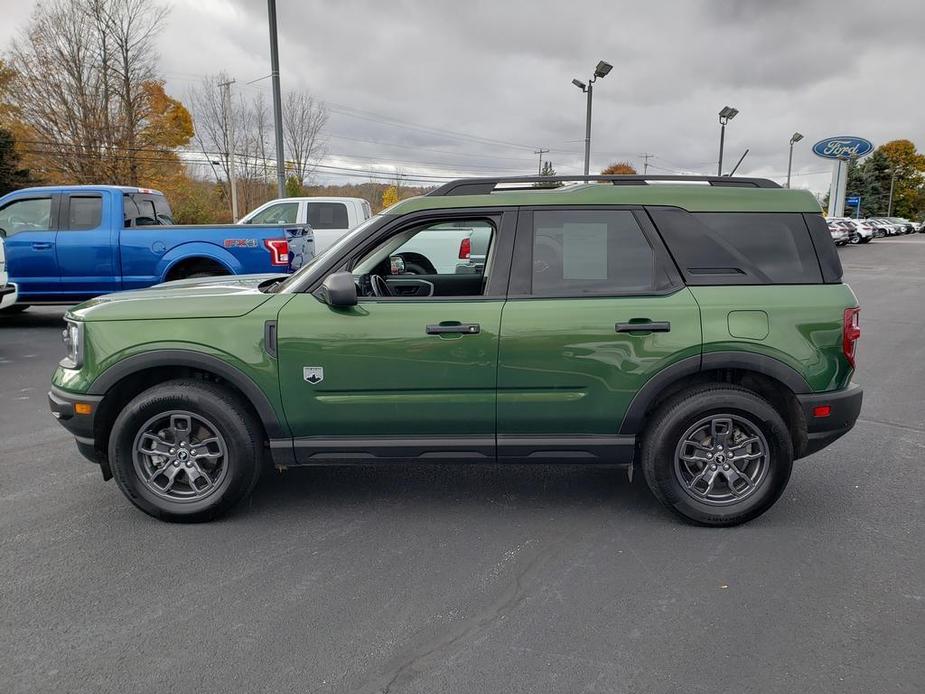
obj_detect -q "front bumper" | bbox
[48,386,107,474]
[796,383,863,457]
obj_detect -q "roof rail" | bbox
[426,175,782,196]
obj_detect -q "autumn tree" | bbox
[5,0,181,185]
[845,140,925,218]
[381,185,400,209]
[601,161,637,175]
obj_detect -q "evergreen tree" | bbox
[0,128,33,196]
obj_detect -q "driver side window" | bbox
[0,198,52,237]
[353,219,495,298]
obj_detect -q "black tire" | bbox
[186,271,224,279]
[0,304,30,314]
[860,237,872,244]
[108,379,264,522]
[640,384,793,527]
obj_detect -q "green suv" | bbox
[49,175,863,526]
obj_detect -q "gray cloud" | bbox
[2,0,923,191]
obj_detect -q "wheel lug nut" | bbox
[711,464,717,470]
[707,453,713,459]
[173,461,180,467]
[723,464,730,470]
[717,445,723,451]
[169,448,175,453]
[191,449,196,454]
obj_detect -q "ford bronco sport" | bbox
[49,175,862,526]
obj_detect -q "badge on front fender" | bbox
[303,367,324,384]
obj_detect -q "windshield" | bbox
[276,214,383,292]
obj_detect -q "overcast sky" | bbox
[2,0,923,192]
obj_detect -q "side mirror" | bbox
[321,271,358,307]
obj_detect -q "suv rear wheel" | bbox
[108,379,263,522]
[640,384,793,526]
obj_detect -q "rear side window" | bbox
[308,202,349,229]
[124,194,173,226]
[530,210,667,296]
[66,196,102,231]
[649,209,823,284]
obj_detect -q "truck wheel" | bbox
[108,379,263,522]
[640,384,793,527]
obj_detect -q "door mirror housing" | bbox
[321,271,358,307]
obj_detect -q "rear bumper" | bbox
[796,383,863,457]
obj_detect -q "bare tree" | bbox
[283,90,327,184]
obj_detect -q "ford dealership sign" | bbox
[812,136,874,160]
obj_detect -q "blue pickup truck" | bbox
[0,185,313,309]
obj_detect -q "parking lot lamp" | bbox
[786,132,803,188]
[717,106,738,176]
[573,60,613,176]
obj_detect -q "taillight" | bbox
[458,237,471,260]
[264,239,289,266]
[843,307,861,368]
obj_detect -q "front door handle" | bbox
[615,320,671,334]
[31,242,54,250]
[426,323,480,335]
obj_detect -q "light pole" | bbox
[572,60,612,176]
[887,170,897,216]
[786,132,803,188]
[717,105,738,176]
[267,0,286,198]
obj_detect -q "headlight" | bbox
[61,320,84,369]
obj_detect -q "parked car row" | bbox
[825,215,923,246]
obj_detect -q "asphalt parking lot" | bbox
[2,238,923,694]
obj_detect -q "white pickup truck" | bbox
[0,232,19,311]
[238,197,372,254]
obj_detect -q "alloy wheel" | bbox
[132,410,228,502]
[674,414,769,505]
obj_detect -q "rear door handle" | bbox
[31,242,54,250]
[615,320,671,333]
[426,323,480,335]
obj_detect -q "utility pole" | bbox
[640,153,654,174]
[887,170,896,216]
[534,148,550,175]
[218,79,239,221]
[267,0,286,198]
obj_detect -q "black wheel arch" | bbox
[620,351,812,457]
[87,351,288,471]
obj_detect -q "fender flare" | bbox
[618,351,812,434]
[88,349,286,439]
[157,242,241,281]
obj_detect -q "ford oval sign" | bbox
[812,136,874,160]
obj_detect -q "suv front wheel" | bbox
[108,379,263,522]
[641,384,793,526]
